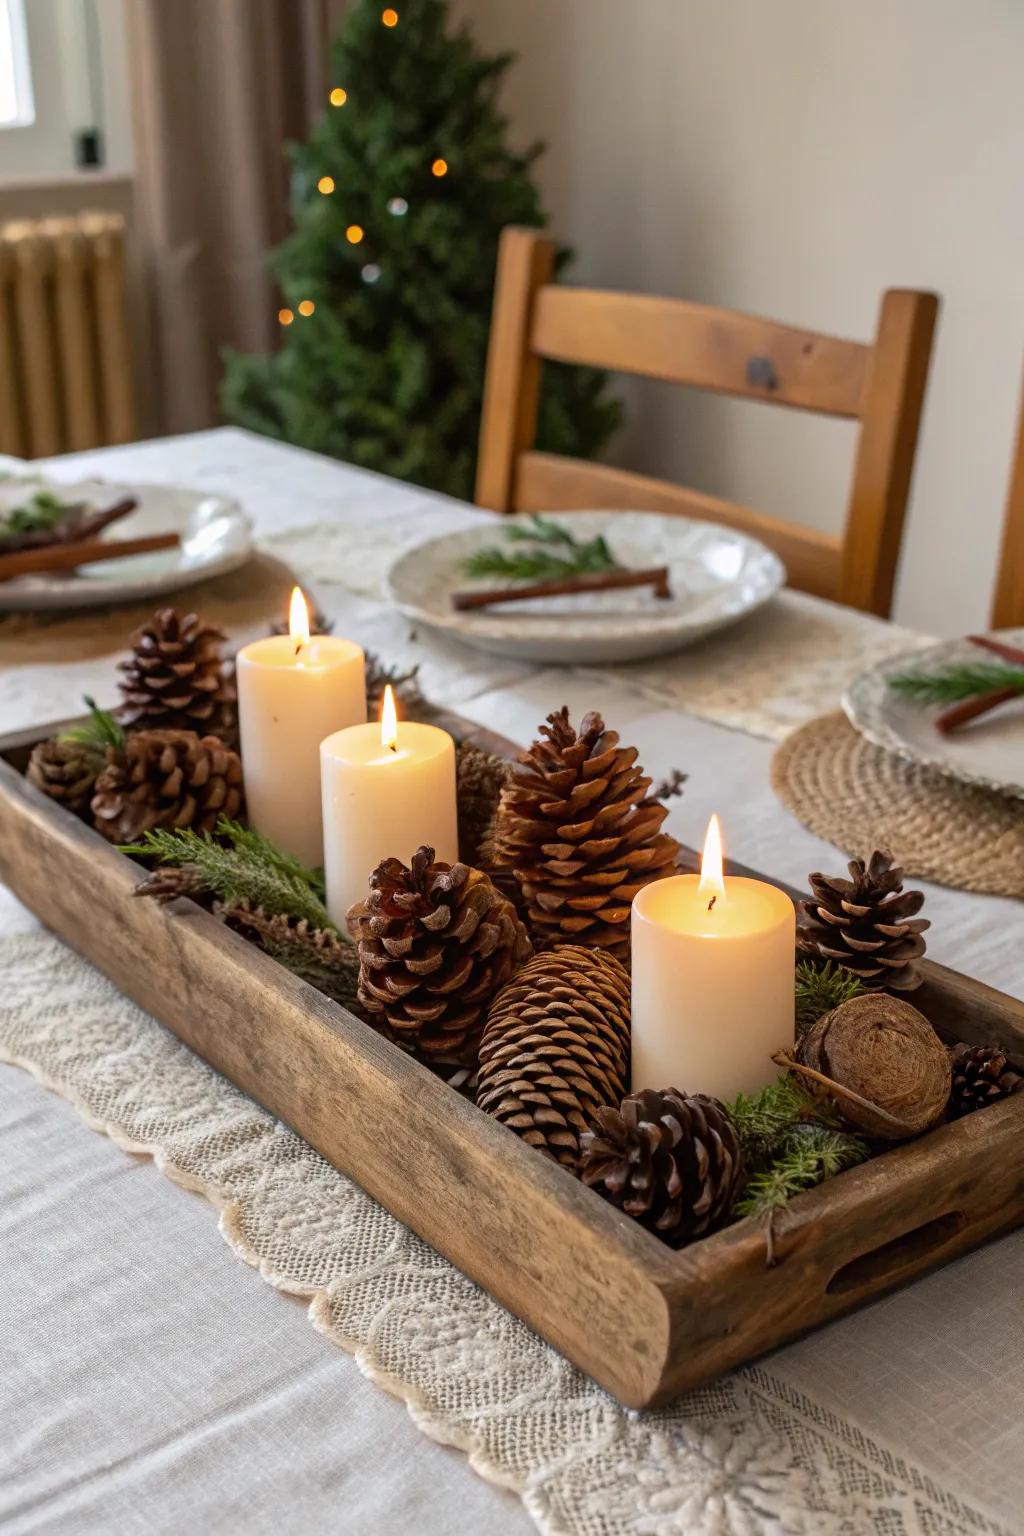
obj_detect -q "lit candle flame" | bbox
[380,683,398,753]
[699,814,726,909]
[289,586,311,654]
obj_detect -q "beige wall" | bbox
[455,0,1024,633]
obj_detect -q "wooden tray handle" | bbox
[826,1210,968,1297]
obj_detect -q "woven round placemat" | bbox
[772,711,1024,898]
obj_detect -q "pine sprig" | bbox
[733,1124,869,1221]
[220,902,360,1008]
[795,959,866,1036]
[0,489,75,542]
[60,696,125,754]
[889,663,1024,706]
[462,515,621,583]
[728,1074,839,1162]
[121,816,331,928]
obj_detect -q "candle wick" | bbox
[388,741,398,754]
[294,640,304,659]
[707,894,717,912]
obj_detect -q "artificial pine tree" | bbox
[221,0,619,499]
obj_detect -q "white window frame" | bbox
[0,0,35,129]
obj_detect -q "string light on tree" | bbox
[381,7,398,25]
[329,87,348,106]
[278,308,294,326]
[317,175,335,195]
[361,263,382,285]
[431,158,448,178]
[298,299,315,317]
[387,197,408,217]
[345,224,365,245]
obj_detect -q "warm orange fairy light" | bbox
[380,684,398,751]
[698,814,726,907]
[382,7,399,25]
[330,87,348,106]
[317,175,335,195]
[345,224,364,244]
[278,307,294,326]
[298,299,315,316]
[289,586,311,650]
[431,157,448,177]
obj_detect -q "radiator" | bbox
[0,211,135,459]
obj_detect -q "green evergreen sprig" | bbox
[121,816,331,928]
[733,1123,869,1222]
[60,696,125,755]
[0,489,76,542]
[888,663,1024,705]
[462,515,621,583]
[794,959,865,1036]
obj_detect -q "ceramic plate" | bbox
[843,631,1024,799]
[386,511,785,663]
[0,474,252,611]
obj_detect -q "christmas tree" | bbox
[221,0,620,500]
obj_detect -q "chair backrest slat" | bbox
[992,370,1024,628]
[476,226,939,616]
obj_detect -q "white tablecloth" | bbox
[2,429,1021,1535]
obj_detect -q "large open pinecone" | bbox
[948,1042,1024,1119]
[798,849,929,991]
[476,945,631,1168]
[117,608,236,741]
[27,737,103,815]
[493,708,680,958]
[347,846,531,1065]
[91,729,244,844]
[580,1089,743,1246]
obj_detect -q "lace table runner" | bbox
[0,931,1008,1536]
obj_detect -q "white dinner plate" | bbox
[0,474,252,611]
[843,631,1024,799]
[386,511,785,663]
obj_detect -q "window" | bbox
[0,0,34,128]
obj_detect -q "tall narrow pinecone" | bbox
[798,849,929,991]
[347,846,531,1065]
[580,1089,744,1247]
[476,945,631,1168]
[27,737,103,815]
[948,1043,1024,1118]
[456,742,514,867]
[493,708,680,958]
[117,608,237,741]
[91,729,244,844]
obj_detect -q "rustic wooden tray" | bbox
[2,708,1023,1410]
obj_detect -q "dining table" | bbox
[1,426,1021,1536]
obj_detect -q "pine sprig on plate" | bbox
[0,490,76,543]
[462,515,622,583]
[889,662,1024,705]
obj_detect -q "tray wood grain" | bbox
[2,709,1023,1408]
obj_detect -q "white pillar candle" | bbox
[631,816,795,1102]
[237,589,366,868]
[321,685,459,926]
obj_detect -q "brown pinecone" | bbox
[493,708,680,958]
[347,846,532,1065]
[117,608,236,741]
[476,945,631,1168]
[798,849,929,991]
[91,729,244,844]
[456,742,514,866]
[948,1042,1024,1119]
[580,1089,744,1246]
[27,737,102,815]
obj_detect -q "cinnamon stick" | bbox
[452,565,672,612]
[936,688,1020,734]
[969,633,1024,666]
[0,496,137,555]
[0,531,180,583]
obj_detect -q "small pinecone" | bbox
[27,737,102,815]
[798,849,929,991]
[948,1042,1024,1119]
[493,708,680,959]
[91,729,244,844]
[347,846,532,1065]
[117,608,237,741]
[456,742,514,866]
[580,1089,743,1247]
[476,945,631,1168]
[133,864,209,904]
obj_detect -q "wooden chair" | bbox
[991,368,1024,628]
[476,227,939,616]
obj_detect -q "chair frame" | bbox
[476,227,938,616]
[992,368,1024,629]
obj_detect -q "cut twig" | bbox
[0,530,180,583]
[452,565,672,611]
[772,1049,913,1137]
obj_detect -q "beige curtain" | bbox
[124,0,348,435]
